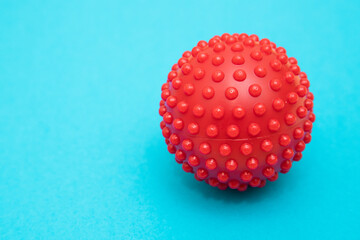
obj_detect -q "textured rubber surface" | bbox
[159,33,315,191]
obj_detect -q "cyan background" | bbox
[0,0,359,239]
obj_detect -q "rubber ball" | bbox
[159,33,315,191]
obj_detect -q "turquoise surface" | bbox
[0,0,359,239]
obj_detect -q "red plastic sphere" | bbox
[159,33,315,191]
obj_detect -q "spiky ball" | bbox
[159,33,315,191]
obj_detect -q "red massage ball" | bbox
[159,33,315,191]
